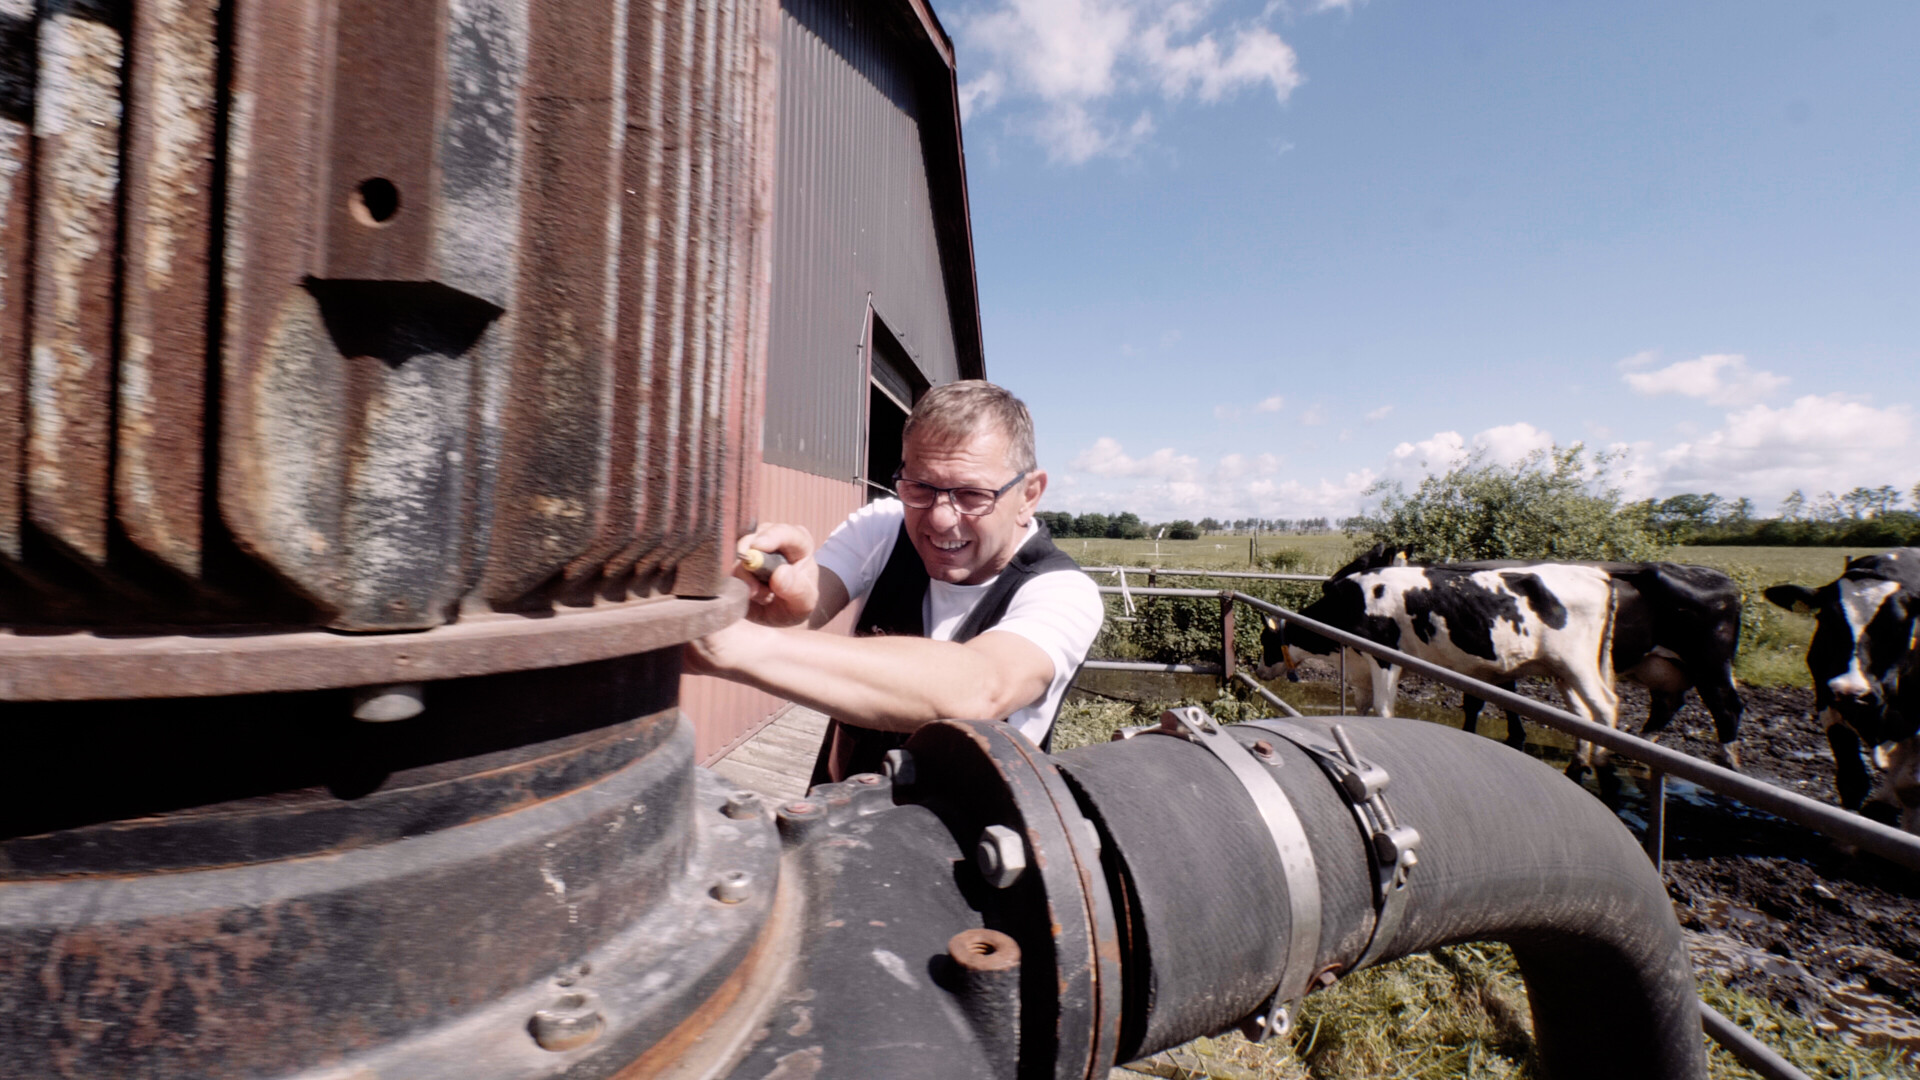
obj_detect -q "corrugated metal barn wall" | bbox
[762,0,962,482]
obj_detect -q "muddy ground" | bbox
[1344,663,1920,1067]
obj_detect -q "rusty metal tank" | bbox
[1,0,771,703]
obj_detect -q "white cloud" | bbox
[1070,437,1201,481]
[1653,394,1919,503]
[1365,405,1393,421]
[1620,352,1789,407]
[1300,403,1328,426]
[1056,387,1920,525]
[1212,452,1282,481]
[1383,422,1555,484]
[1256,394,1285,413]
[1474,421,1555,465]
[958,0,1311,162]
[1056,435,1368,520]
[1386,430,1468,480]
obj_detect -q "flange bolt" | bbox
[529,990,604,1051]
[713,870,753,904]
[351,682,424,722]
[976,825,1027,889]
[723,791,762,819]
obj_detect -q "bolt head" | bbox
[351,682,424,722]
[976,824,1027,888]
[723,791,762,819]
[529,990,604,1051]
[713,870,753,904]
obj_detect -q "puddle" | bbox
[1822,980,1920,1061]
[1684,925,1920,1067]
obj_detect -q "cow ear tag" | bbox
[1265,615,1280,631]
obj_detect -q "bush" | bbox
[1094,575,1326,668]
[1262,547,1313,572]
[1354,445,1666,562]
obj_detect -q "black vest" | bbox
[808,522,1084,786]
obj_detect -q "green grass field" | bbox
[1063,533,1358,574]
[1069,536,1894,688]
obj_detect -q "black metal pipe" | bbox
[1056,715,1707,1080]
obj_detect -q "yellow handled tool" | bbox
[739,549,788,583]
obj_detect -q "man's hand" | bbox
[735,524,821,626]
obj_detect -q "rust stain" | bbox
[116,0,217,576]
[0,0,32,562]
[27,4,124,565]
[611,849,798,1079]
[32,901,320,1078]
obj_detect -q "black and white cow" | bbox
[1454,561,1746,765]
[1258,552,1621,783]
[1765,549,1920,832]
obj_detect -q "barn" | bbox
[680,0,988,763]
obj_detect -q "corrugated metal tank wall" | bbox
[0,0,776,635]
[762,0,960,482]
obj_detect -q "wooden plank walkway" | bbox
[709,704,830,803]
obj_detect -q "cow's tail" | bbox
[1599,576,1619,705]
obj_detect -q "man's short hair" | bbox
[902,380,1037,475]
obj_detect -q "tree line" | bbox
[1638,483,1920,547]
[1035,512,1341,541]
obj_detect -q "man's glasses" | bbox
[891,469,1027,517]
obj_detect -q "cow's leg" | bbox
[1695,665,1746,770]
[1559,672,1622,798]
[1500,693,1526,751]
[1461,693,1485,736]
[1826,716,1872,811]
[1369,659,1399,718]
[1877,740,1920,836]
[1642,689,1682,738]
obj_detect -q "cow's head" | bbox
[1766,550,1920,747]
[1328,543,1411,584]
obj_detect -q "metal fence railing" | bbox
[1078,580,1920,1080]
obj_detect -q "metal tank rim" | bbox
[0,579,747,701]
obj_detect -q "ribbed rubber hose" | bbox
[1055,716,1706,1080]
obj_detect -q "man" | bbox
[687,381,1103,783]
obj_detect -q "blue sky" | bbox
[940,0,1920,522]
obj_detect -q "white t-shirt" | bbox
[813,499,1104,746]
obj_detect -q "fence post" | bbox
[1645,769,1667,870]
[1339,648,1348,714]
[1221,593,1235,682]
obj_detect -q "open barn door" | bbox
[863,311,928,502]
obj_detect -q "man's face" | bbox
[898,426,1046,586]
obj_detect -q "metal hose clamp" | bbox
[1148,708,1321,1041]
[1250,719,1420,972]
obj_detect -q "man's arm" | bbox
[686,620,1055,731]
